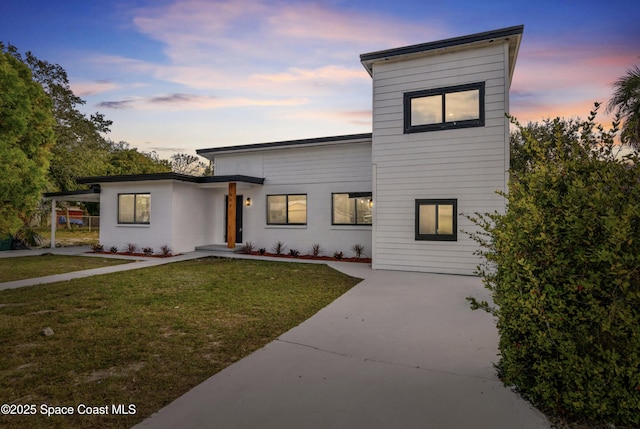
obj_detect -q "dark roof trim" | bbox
[76,173,264,185]
[197,133,372,155]
[360,25,524,75]
[43,189,100,198]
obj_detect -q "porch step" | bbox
[195,244,244,253]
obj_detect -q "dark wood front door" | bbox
[225,195,243,244]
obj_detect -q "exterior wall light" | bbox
[245,197,252,207]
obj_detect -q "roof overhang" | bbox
[76,173,265,186]
[360,25,524,81]
[197,133,372,162]
[43,188,101,203]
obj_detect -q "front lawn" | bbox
[0,255,131,283]
[0,258,360,428]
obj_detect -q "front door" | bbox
[225,195,243,244]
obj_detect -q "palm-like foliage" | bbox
[607,65,640,149]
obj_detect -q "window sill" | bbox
[117,224,151,228]
[331,225,372,231]
[265,225,307,229]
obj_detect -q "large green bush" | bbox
[468,106,640,425]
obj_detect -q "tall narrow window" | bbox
[415,199,457,241]
[332,193,372,225]
[267,194,307,225]
[405,82,484,133]
[118,193,150,224]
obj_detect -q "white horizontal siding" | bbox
[213,140,373,257]
[371,41,509,274]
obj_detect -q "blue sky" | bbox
[2,0,638,159]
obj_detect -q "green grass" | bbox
[36,227,99,247]
[0,255,131,283]
[0,258,360,428]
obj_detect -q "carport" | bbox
[42,188,100,249]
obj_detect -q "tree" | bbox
[106,141,171,175]
[607,64,640,149]
[1,43,176,191]
[170,153,209,176]
[468,106,640,425]
[1,42,113,192]
[0,51,56,235]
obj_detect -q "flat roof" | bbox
[76,173,265,185]
[197,133,372,157]
[360,25,524,77]
[43,188,101,203]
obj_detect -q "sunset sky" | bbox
[1,0,638,159]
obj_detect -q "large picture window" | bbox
[404,82,484,133]
[332,193,372,225]
[267,194,307,225]
[415,199,457,241]
[118,193,150,224]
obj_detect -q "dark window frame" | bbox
[404,82,485,134]
[331,192,373,226]
[266,194,307,225]
[117,193,150,225]
[415,199,457,241]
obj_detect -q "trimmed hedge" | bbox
[468,107,640,425]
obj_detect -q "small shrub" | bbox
[289,249,300,257]
[160,245,172,256]
[16,222,42,247]
[109,246,118,253]
[271,241,286,255]
[91,243,104,253]
[258,248,266,255]
[126,243,138,254]
[311,243,322,257]
[333,251,343,260]
[142,247,154,255]
[351,244,365,259]
[241,242,255,254]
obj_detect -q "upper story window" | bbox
[267,194,307,225]
[404,82,485,133]
[118,193,150,224]
[332,193,372,225]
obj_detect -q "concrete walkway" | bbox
[0,246,212,290]
[1,247,550,428]
[134,264,551,429]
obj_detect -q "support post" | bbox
[227,183,236,248]
[50,199,56,249]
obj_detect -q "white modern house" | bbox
[51,25,523,275]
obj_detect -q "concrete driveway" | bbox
[135,263,550,429]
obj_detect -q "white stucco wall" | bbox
[99,181,175,253]
[99,179,218,254]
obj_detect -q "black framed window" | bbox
[267,194,307,225]
[404,82,484,133]
[332,193,372,225]
[118,193,150,224]
[415,199,457,241]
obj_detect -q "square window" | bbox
[404,83,484,133]
[332,193,372,225]
[415,199,457,241]
[267,194,307,225]
[118,193,150,224]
